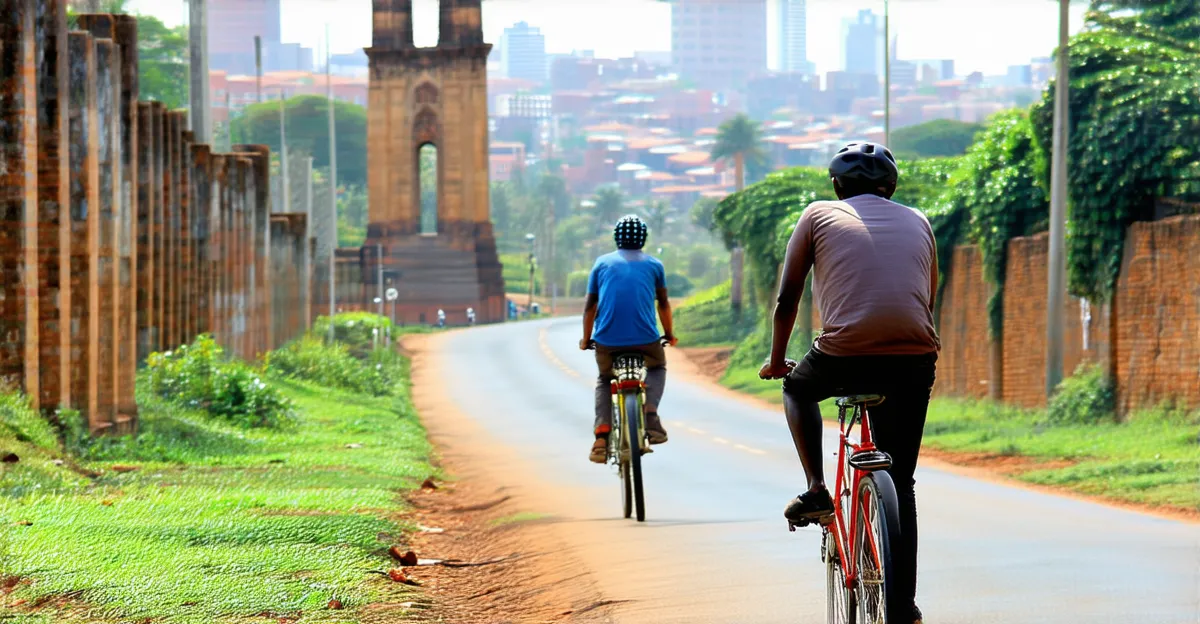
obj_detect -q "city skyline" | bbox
[130,0,1089,78]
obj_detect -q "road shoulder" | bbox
[403,332,614,623]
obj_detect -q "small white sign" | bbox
[386,288,399,301]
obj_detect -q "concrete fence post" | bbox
[135,101,155,360]
[191,144,212,339]
[66,31,100,428]
[149,101,165,352]
[114,14,139,429]
[162,111,178,349]
[92,36,121,430]
[177,125,193,345]
[35,0,69,413]
[0,0,40,405]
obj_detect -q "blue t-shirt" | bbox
[587,250,665,347]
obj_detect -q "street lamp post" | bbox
[526,233,537,316]
[884,0,890,146]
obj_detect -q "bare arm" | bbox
[581,293,599,347]
[656,287,676,344]
[929,239,939,316]
[768,214,815,368]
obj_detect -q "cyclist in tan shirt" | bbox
[759,142,940,624]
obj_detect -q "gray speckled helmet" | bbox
[613,214,648,250]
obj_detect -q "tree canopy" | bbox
[890,119,985,159]
[231,96,369,187]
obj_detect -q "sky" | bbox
[130,0,1090,77]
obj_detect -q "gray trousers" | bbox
[593,342,667,434]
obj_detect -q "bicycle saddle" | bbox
[836,394,886,408]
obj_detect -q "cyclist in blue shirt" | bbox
[580,215,678,463]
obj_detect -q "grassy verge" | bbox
[672,281,758,347]
[720,359,1200,513]
[0,316,436,623]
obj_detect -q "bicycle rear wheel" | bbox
[854,472,903,624]
[623,391,646,522]
[824,529,855,624]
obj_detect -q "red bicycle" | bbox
[789,394,903,624]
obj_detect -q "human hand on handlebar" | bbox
[758,359,796,380]
[579,338,596,351]
[661,334,678,347]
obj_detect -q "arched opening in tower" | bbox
[419,143,438,235]
[412,0,438,47]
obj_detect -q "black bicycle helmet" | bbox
[829,142,899,188]
[613,214,648,250]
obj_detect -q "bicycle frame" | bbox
[608,357,648,462]
[828,402,886,597]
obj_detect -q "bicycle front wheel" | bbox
[854,472,903,624]
[612,399,631,519]
[623,391,646,522]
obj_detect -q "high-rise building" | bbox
[778,0,811,74]
[208,0,282,76]
[500,22,548,84]
[844,9,881,78]
[672,0,768,91]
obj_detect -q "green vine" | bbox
[952,109,1050,338]
[1032,1,1200,300]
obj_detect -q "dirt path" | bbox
[399,332,613,623]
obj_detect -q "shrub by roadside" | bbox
[672,281,758,347]
[144,334,294,429]
[0,314,437,623]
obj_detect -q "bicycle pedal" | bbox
[849,450,893,471]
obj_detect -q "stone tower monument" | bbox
[364,0,504,325]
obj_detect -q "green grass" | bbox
[922,400,1200,510]
[672,281,758,347]
[720,359,1200,511]
[0,365,434,622]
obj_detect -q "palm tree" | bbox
[591,186,625,231]
[710,114,767,310]
[642,199,671,244]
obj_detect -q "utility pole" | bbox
[883,0,890,146]
[279,90,290,213]
[224,90,232,151]
[303,157,314,329]
[376,244,384,318]
[255,36,263,103]
[1045,0,1070,397]
[326,23,338,342]
[188,0,211,142]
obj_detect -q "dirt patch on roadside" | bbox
[920,448,1078,477]
[678,347,733,383]
[394,332,611,624]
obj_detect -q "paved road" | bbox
[434,318,1200,623]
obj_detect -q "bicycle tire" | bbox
[624,391,646,522]
[613,399,631,519]
[854,472,903,624]
[824,529,855,624]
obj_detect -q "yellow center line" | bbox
[536,328,770,458]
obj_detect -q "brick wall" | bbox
[0,5,308,434]
[935,217,1198,413]
[1113,216,1200,413]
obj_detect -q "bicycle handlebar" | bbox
[585,336,673,351]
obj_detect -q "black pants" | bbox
[783,348,937,610]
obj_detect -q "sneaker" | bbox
[912,604,923,624]
[783,488,835,525]
[589,437,608,464]
[644,412,668,444]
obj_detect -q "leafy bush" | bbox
[566,269,590,298]
[268,336,403,397]
[0,389,59,450]
[665,273,694,298]
[312,312,394,355]
[144,335,294,429]
[1047,363,1116,425]
[673,281,758,346]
